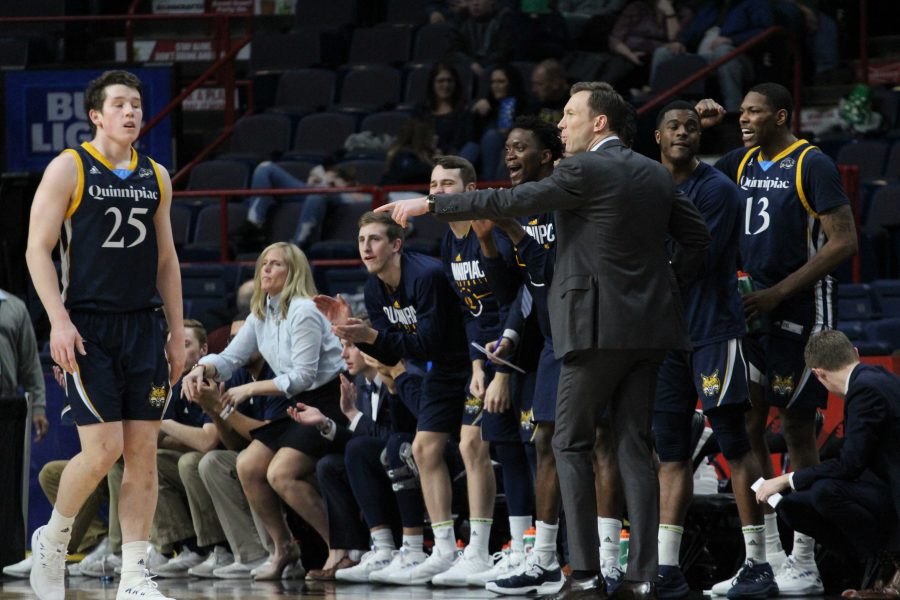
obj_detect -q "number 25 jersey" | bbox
[59,141,164,312]
[715,140,848,289]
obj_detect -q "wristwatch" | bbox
[426,194,436,213]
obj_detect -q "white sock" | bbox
[469,518,492,556]
[509,515,531,553]
[120,541,149,583]
[402,533,423,552]
[432,520,455,556]
[371,528,395,552]
[742,525,766,563]
[792,532,816,565]
[658,524,683,567]
[765,512,784,556]
[534,520,558,567]
[44,508,75,547]
[599,517,622,563]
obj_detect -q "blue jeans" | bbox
[245,161,329,247]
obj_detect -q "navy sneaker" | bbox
[657,565,690,599]
[485,554,565,596]
[602,557,625,594]
[725,559,778,600]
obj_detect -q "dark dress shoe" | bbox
[546,574,608,600]
[609,580,657,600]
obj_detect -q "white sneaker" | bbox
[336,548,395,583]
[404,549,456,585]
[369,545,429,584]
[71,537,111,577]
[151,549,205,578]
[187,546,234,578]
[710,570,737,596]
[80,553,121,578]
[466,548,525,586]
[767,547,789,572]
[116,571,175,600]
[775,556,824,596]
[3,555,33,578]
[212,556,266,579]
[29,526,67,600]
[432,545,493,586]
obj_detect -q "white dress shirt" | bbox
[202,294,344,397]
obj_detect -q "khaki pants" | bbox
[198,449,269,563]
[177,451,226,548]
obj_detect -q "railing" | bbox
[635,26,804,133]
[0,9,254,184]
[171,181,512,263]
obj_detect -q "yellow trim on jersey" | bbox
[63,149,85,219]
[735,146,758,184]
[796,145,819,218]
[149,158,169,210]
[760,139,808,163]
[82,141,138,172]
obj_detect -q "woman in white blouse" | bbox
[183,242,345,579]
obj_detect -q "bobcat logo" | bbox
[139,168,154,178]
[148,385,167,408]
[464,395,483,415]
[772,374,795,396]
[779,157,796,170]
[701,370,721,397]
[520,409,534,432]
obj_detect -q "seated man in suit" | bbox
[756,330,900,597]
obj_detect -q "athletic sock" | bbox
[742,525,766,563]
[44,508,76,547]
[599,517,622,563]
[658,524,684,567]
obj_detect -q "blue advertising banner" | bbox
[4,67,173,173]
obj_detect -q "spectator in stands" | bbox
[528,58,570,127]
[447,0,514,77]
[651,0,774,112]
[756,330,900,598]
[774,0,840,82]
[183,242,345,581]
[380,118,439,186]
[242,163,360,251]
[602,0,684,95]
[558,0,628,52]
[502,1,571,63]
[413,62,478,162]
[0,288,48,441]
[191,312,291,579]
[471,64,529,179]
[427,0,468,23]
[236,279,255,314]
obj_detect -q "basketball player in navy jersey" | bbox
[26,70,184,600]
[653,101,772,600]
[697,83,858,596]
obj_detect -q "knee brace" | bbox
[707,406,752,461]
[385,436,420,492]
[653,410,694,462]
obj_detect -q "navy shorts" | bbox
[531,339,560,423]
[655,339,750,416]
[66,309,170,425]
[461,364,522,443]
[417,362,467,434]
[514,370,537,443]
[743,298,828,410]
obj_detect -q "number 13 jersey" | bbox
[59,141,164,312]
[715,139,848,290]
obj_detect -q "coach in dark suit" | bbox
[379,81,710,599]
[757,330,900,593]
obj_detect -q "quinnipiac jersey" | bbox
[441,227,515,362]
[715,140,848,291]
[60,142,164,312]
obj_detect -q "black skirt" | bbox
[250,375,346,458]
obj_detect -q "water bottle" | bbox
[737,271,764,333]
[523,527,536,554]
[619,529,629,570]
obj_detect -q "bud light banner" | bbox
[4,67,173,173]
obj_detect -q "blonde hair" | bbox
[250,242,318,320]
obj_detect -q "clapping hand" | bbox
[287,402,326,427]
[314,293,352,326]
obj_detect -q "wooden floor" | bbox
[0,576,842,600]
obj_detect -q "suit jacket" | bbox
[792,364,900,521]
[434,139,711,357]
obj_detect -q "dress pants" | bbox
[316,453,370,550]
[553,348,665,581]
[177,451,227,548]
